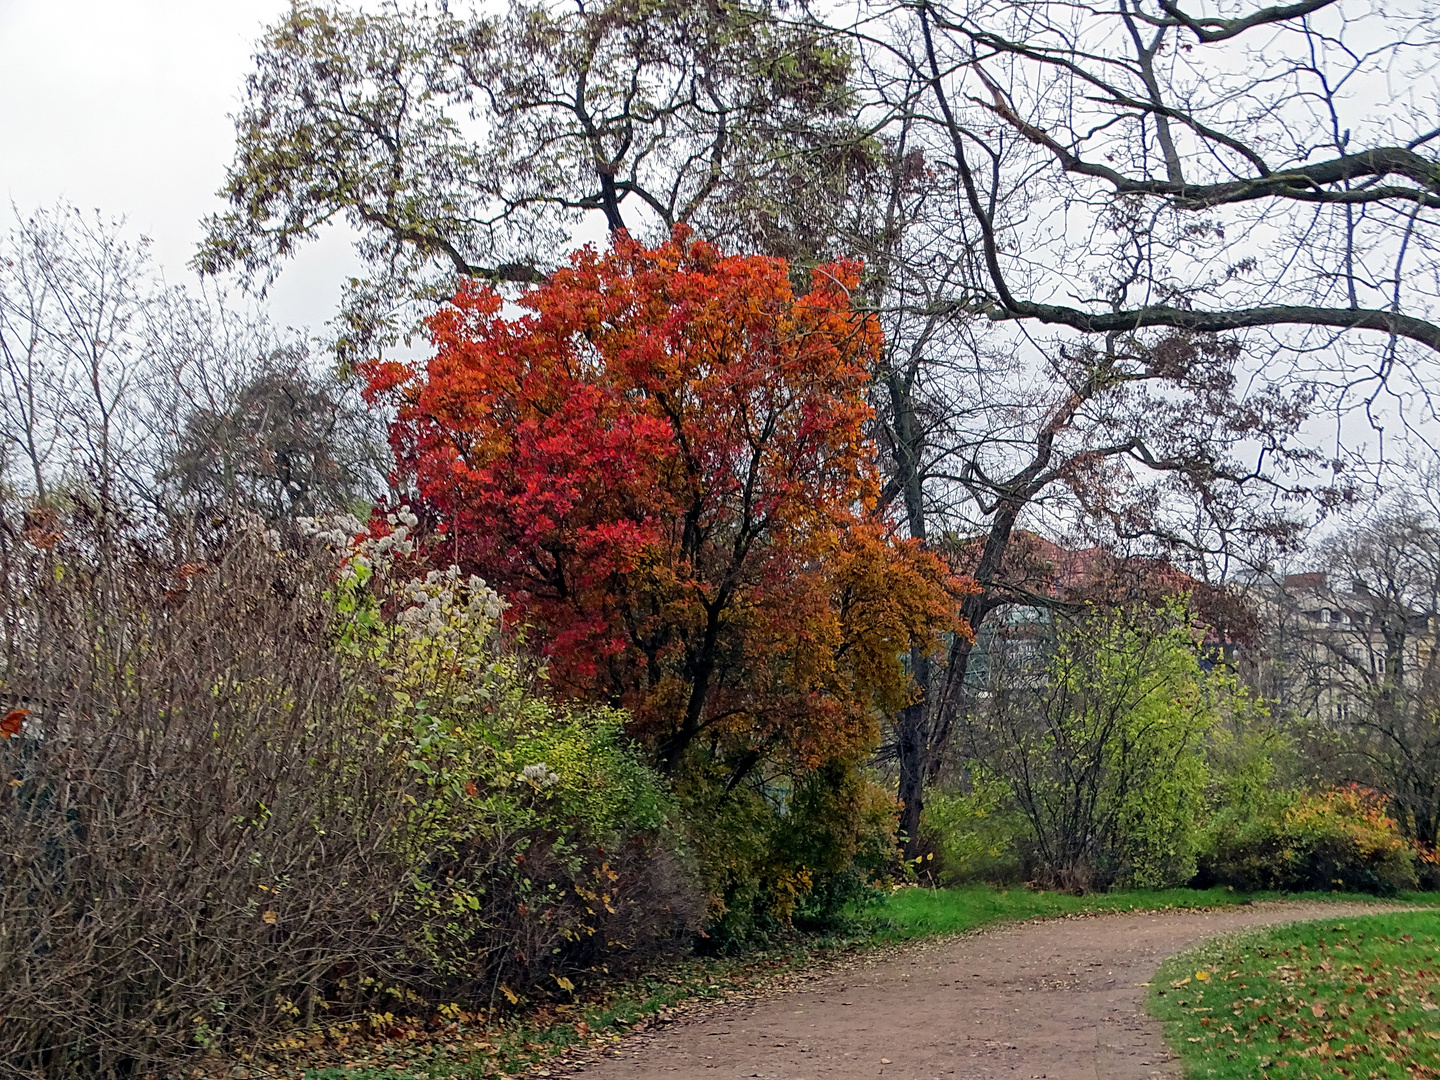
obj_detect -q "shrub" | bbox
[920,777,1028,886]
[308,512,702,994]
[783,760,899,930]
[385,687,700,991]
[1419,846,1440,891]
[0,507,698,1080]
[965,600,1216,890]
[673,764,778,947]
[0,514,412,1077]
[679,755,899,947]
[1196,785,1419,894]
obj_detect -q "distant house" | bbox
[1239,570,1440,726]
[955,530,1240,692]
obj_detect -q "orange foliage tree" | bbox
[363,229,962,790]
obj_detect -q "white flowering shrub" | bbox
[296,508,698,990]
[520,763,560,789]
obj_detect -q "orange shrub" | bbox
[1198,785,1419,895]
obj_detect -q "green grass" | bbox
[864,885,1434,945]
[288,886,1431,1079]
[1151,910,1440,1079]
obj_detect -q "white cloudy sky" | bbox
[0,0,357,332]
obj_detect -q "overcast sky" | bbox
[0,0,357,332]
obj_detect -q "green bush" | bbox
[1196,785,1419,895]
[1202,709,1296,823]
[920,777,1028,886]
[333,520,701,990]
[783,760,899,930]
[966,600,1216,890]
[390,691,699,992]
[679,755,899,947]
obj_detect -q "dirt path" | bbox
[569,901,1402,1080]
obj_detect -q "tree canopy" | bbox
[197,0,861,362]
[363,228,962,785]
[201,0,1440,855]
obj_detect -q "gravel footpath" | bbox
[563,901,1407,1080]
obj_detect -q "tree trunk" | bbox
[896,647,930,856]
[897,506,1018,858]
[886,367,935,859]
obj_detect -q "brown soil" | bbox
[566,901,1404,1080]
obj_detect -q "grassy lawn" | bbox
[1151,909,1440,1080]
[274,887,1429,1079]
[864,884,1383,944]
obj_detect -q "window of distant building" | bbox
[1005,606,1046,626]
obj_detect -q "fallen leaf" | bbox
[554,975,575,992]
[22,526,61,549]
[501,984,519,1004]
[261,911,278,924]
[1195,971,1210,982]
[880,1058,891,1064]
[1,709,29,739]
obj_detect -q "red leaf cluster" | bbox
[364,228,962,772]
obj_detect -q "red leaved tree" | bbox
[364,229,961,788]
